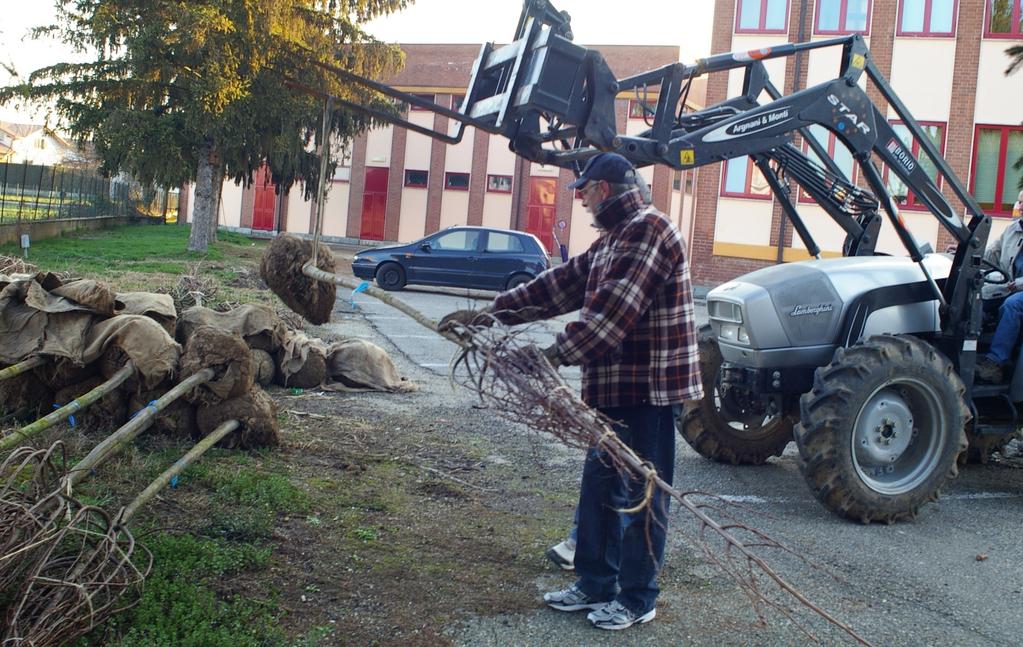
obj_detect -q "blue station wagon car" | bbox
[351,226,550,291]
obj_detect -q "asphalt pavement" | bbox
[322,282,1023,646]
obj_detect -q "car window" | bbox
[485,232,525,253]
[432,230,480,251]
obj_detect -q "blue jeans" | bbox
[988,291,1023,364]
[574,404,676,615]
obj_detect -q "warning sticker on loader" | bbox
[679,149,695,165]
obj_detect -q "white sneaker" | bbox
[545,538,575,571]
[587,600,656,630]
[543,584,608,612]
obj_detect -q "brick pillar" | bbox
[691,0,737,286]
[346,132,369,238]
[768,0,816,252]
[178,183,190,223]
[425,99,449,234]
[865,0,897,113]
[240,179,254,228]
[467,128,489,226]
[510,154,530,231]
[384,124,407,241]
[939,2,984,252]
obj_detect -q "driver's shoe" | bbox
[976,356,1003,383]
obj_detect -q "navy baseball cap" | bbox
[568,153,635,189]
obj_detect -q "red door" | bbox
[526,177,557,252]
[252,166,276,231]
[360,167,389,241]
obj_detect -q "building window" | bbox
[628,99,655,120]
[721,156,771,200]
[884,121,946,211]
[814,0,872,34]
[404,169,428,188]
[986,0,1023,38]
[897,0,956,36]
[799,124,857,203]
[971,125,1023,216]
[35,138,46,150]
[487,174,512,193]
[736,0,789,33]
[410,93,434,111]
[444,172,470,190]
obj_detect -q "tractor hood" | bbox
[707,254,953,367]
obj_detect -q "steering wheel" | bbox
[980,258,1010,285]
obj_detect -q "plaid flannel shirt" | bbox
[492,188,702,408]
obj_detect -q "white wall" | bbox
[220,181,243,228]
[323,180,350,237]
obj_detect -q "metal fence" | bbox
[0,161,179,224]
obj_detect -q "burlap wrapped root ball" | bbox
[0,371,53,422]
[251,349,275,387]
[196,387,279,449]
[33,360,98,392]
[273,346,326,389]
[259,234,337,325]
[54,376,128,431]
[180,326,254,404]
[128,390,197,439]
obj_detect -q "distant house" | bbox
[0,121,82,166]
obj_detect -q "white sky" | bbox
[0,0,715,124]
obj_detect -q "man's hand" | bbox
[541,343,561,369]
[438,308,494,333]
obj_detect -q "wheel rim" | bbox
[381,267,400,287]
[851,377,947,495]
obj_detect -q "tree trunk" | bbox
[188,141,221,253]
[208,163,224,243]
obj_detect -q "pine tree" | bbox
[2,0,409,252]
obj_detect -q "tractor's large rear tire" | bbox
[794,334,969,524]
[677,326,793,465]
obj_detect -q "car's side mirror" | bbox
[420,242,432,252]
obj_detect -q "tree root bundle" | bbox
[179,326,254,403]
[196,387,279,449]
[259,234,337,325]
[250,349,275,386]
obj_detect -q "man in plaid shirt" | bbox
[441,153,701,630]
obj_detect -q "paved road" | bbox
[328,283,1023,645]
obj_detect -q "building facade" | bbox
[691,0,1023,286]
[183,43,703,260]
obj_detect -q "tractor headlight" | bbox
[708,300,742,323]
[718,323,750,345]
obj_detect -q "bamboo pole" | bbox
[66,368,215,489]
[0,363,135,453]
[0,357,47,382]
[119,419,239,522]
[302,264,463,344]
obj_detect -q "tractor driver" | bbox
[976,189,1023,383]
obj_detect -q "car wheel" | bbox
[505,273,532,290]
[375,262,406,291]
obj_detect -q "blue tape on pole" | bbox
[350,281,370,308]
[53,403,75,428]
[170,474,178,489]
